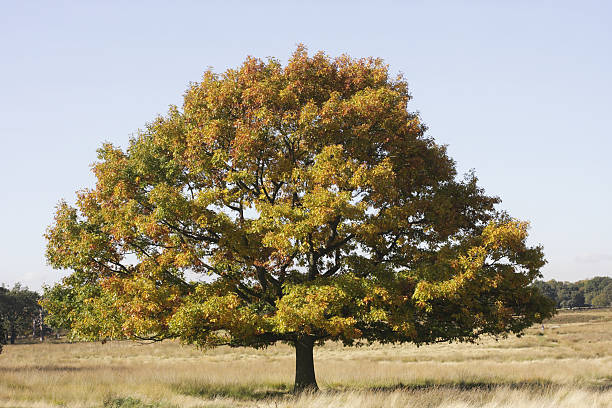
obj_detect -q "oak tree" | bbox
[44,46,554,390]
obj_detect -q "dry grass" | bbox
[0,308,611,407]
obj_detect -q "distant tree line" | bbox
[0,284,50,351]
[534,276,612,309]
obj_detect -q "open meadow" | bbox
[1,308,611,408]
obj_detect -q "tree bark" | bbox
[9,321,16,344]
[293,336,318,392]
[39,308,44,342]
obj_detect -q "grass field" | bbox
[1,308,611,407]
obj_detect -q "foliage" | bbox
[0,283,40,347]
[0,286,6,352]
[43,46,554,386]
[534,276,612,308]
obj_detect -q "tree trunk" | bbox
[9,321,16,345]
[39,308,44,342]
[293,336,318,392]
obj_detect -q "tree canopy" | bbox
[44,46,554,390]
[0,284,40,346]
[534,277,612,308]
[0,286,6,353]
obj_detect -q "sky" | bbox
[1,1,610,291]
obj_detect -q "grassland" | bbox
[1,308,611,407]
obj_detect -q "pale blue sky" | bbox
[1,1,610,290]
